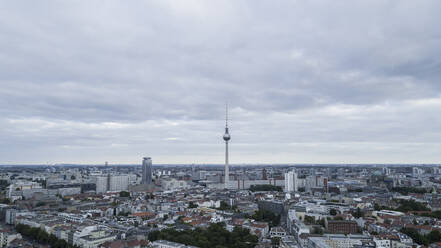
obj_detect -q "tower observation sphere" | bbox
[223,131,231,141]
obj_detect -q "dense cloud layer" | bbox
[1,1,440,164]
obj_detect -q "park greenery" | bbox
[391,187,429,195]
[0,179,9,190]
[15,224,80,248]
[374,199,430,212]
[148,223,258,248]
[249,184,282,192]
[303,215,315,224]
[312,226,324,235]
[329,208,337,216]
[188,201,198,208]
[119,191,130,197]
[217,201,238,211]
[401,228,441,246]
[271,237,281,246]
[352,207,364,218]
[300,215,326,227]
[250,209,280,227]
[145,193,154,200]
[418,211,441,219]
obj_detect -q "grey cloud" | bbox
[0,0,440,163]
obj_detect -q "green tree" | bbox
[428,230,441,243]
[119,191,130,197]
[304,215,315,224]
[401,228,428,245]
[251,210,281,227]
[271,237,281,247]
[329,208,337,216]
[15,224,78,248]
[312,226,324,235]
[0,180,10,190]
[317,218,326,227]
[391,187,428,195]
[395,199,430,212]
[148,223,258,248]
[352,207,364,218]
[217,201,238,211]
[249,185,282,192]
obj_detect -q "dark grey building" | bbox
[142,157,152,185]
[258,200,285,215]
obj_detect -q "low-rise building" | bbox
[325,220,358,234]
[151,240,199,248]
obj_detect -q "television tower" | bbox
[223,105,231,189]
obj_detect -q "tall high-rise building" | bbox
[223,106,231,189]
[413,167,423,177]
[262,168,268,180]
[142,157,152,185]
[96,176,108,193]
[284,171,298,192]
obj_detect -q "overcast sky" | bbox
[1,1,441,165]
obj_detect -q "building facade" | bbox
[142,157,152,185]
[96,175,129,193]
[285,171,298,192]
[326,220,358,234]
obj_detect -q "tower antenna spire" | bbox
[225,103,228,128]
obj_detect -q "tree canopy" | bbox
[401,228,441,246]
[15,224,79,248]
[249,184,282,192]
[148,223,258,248]
[251,209,280,227]
[119,191,130,197]
[374,199,430,212]
[391,187,429,195]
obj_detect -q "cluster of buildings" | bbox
[1,119,441,248]
[1,163,441,248]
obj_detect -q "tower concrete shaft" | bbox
[225,140,229,189]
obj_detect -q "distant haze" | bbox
[1,1,441,164]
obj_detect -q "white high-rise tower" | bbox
[284,171,298,192]
[223,105,231,189]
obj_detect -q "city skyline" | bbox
[1,1,441,164]
[2,2,441,248]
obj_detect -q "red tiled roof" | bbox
[132,212,156,218]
